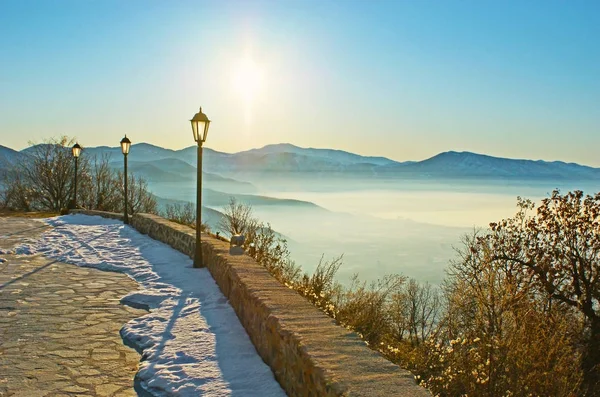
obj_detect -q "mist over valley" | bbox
[7,142,597,284]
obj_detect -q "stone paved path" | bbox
[0,217,147,397]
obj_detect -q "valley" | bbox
[3,142,600,284]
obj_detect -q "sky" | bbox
[1,0,599,165]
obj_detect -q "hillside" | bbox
[108,157,257,192]
[0,145,26,169]
[12,142,600,181]
[78,143,180,162]
[238,143,397,166]
[200,145,600,180]
[201,188,326,209]
[378,151,600,180]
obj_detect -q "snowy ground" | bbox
[9,214,286,397]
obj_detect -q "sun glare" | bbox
[231,57,264,104]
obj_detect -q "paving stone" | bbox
[0,217,148,396]
[96,383,123,396]
[62,385,90,393]
[9,389,50,397]
[76,376,111,385]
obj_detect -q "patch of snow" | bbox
[13,245,36,255]
[15,214,286,397]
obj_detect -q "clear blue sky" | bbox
[1,0,599,165]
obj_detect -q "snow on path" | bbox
[12,214,286,397]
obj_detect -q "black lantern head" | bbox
[72,143,82,158]
[190,107,211,143]
[120,135,131,155]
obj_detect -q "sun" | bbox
[231,57,264,104]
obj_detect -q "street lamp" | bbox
[190,106,211,267]
[120,135,131,225]
[72,143,82,209]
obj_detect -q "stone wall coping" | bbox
[69,210,429,396]
[70,209,125,221]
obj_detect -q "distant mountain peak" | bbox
[259,143,302,150]
[238,142,399,167]
[132,142,164,148]
[438,150,484,157]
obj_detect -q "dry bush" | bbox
[413,308,582,397]
[296,255,344,316]
[252,223,301,284]
[164,202,196,226]
[218,197,302,284]
[217,197,255,237]
[161,201,210,232]
[411,228,584,396]
[335,273,405,346]
[504,305,583,397]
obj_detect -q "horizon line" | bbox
[6,141,597,169]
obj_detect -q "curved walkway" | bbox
[0,217,146,397]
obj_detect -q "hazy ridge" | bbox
[10,142,600,181]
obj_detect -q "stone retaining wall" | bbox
[70,210,429,397]
[71,209,125,221]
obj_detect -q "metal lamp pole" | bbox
[120,135,131,224]
[72,143,82,208]
[190,107,211,268]
[195,142,203,263]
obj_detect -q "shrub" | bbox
[199,192,596,396]
[161,202,210,232]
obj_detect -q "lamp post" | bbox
[72,143,82,209]
[190,107,211,268]
[120,135,131,224]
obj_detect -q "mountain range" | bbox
[0,145,24,169]
[111,158,257,192]
[3,142,599,181]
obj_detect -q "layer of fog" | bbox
[149,176,600,285]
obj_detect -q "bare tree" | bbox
[217,196,255,237]
[390,279,442,345]
[4,136,85,211]
[116,171,157,215]
[92,154,121,211]
[78,154,121,211]
[3,136,158,215]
